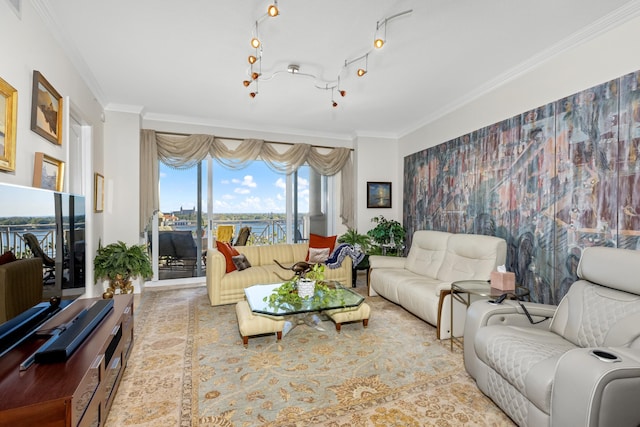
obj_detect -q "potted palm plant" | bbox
[337,228,371,254]
[94,240,153,298]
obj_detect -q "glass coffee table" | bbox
[244,281,364,336]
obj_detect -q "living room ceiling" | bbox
[35,0,639,139]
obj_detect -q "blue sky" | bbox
[159,161,309,214]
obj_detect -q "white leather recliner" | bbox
[464,246,640,426]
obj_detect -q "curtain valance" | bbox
[140,129,354,234]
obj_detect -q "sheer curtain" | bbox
[140,129,354,234]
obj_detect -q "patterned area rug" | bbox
[105,284,515,427]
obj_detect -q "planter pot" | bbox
[297,279,315,299]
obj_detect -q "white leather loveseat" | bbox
[207,243,352,306]
[464,246,640,426]
[368,230,507,339]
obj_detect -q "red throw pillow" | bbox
[0,251,16,265]
[216,241,240,273]
[306,234,337,261]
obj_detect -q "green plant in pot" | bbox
[337,228,371,254]
[367,216,406,256]
[94,240,153,298]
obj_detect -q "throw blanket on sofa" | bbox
[325,243,365,269]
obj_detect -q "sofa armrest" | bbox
[551,347,640,426]
[206,249,227,305]
[464,300,556,378]
[0,258,43,322]
[368,255,406,269]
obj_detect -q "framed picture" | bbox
[367,181,392,208]
[30,70,63,145]
[94,173,104,212]
[33,152,64,191]
[0,76,17,172]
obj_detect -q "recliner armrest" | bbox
[368,255,406,269]
[551,347,640,427]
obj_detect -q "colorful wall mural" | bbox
[403,70,640,304]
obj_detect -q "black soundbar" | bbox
[34,299,114,364]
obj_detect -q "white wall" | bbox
[0,1,104,297]
[354,136,400,234]
[399,14,640,159]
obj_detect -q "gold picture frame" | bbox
[0,76,17,172]
[33,152,64,191]
[94,173,104,212]
[30,70,63,145]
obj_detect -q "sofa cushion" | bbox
[216,241,240,273]
[436,233,506,283]
[0,251,17,265]
[232,254,252,271]
[306,234,336,261]
[404,230,450,278]
[308,247,330,263]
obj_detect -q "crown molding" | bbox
[399,0,640,138]
[31,0,108,107]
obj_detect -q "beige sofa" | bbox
[0,257,44,323]
[206,243,352,306]
[368,230,506,339]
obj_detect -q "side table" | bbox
[449,280,530,351]
[352,255,369,288]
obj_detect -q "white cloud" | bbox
[235,188,250,195]
[241,175,257,188]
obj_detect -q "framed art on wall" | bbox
[94,173,104,212]
[33,152,64,191]
[0,76,17,172]
[30,70,63,145]
[367,181,392,208]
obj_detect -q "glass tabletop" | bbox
[451,280,530,299]
[245,281,364,316]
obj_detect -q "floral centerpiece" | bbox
[263,263,343,307]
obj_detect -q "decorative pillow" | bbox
[216,241,240,273]
[231,254,252,271]
[306,234,337,261]
[0,251,16,266]
[308,247,330,263]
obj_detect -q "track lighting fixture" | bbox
[242,4,412,107]
[267,1,279,17]
[357,54,368,77]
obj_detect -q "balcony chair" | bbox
[234,226,251,246]
[464,246,640,426]
[216,224,234,244]
[23,233,56,284]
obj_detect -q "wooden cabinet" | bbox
[0,294,133,427]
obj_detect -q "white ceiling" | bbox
[35,0,640,140]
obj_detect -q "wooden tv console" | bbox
[0,294,134,427]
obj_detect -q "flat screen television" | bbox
[0,182,86,327]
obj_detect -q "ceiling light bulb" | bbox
[374,38,385,49]
[357,68,367,77]
[243,80,251,87]
[267,4,279,17]
[250,37,261,49]
[250,92,257,98]
[339,90,346,97]
[248,55,257,64]
[252,72,260,80]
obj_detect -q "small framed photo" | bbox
[0,76,17,172]
[94,173,104,212]
[33,152,64,191]
[30,70,63,145]
[367,181,392,208]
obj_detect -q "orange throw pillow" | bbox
[306,234,337,261]
[216,241,240,273]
